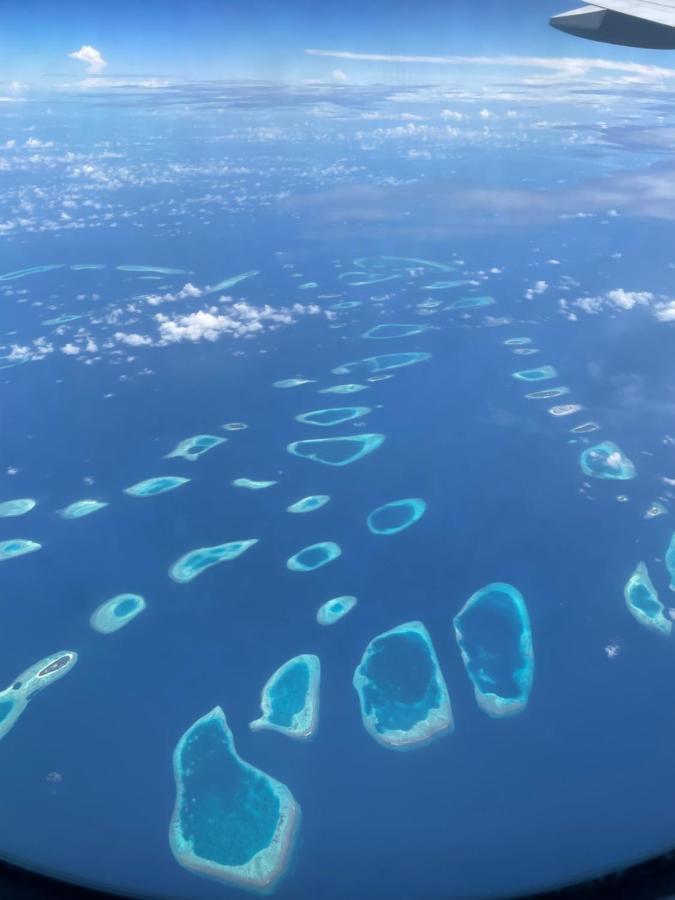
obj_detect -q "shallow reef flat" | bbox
[367,498,426,535]
[353,621,453,751]
[222,422,248,432]
[423,280,471,289]
[570,421,600,434]
[170,539,258,583]
[666,533,675,591]
[329,301,361,310]
[453,582,534,718]
[165,434,225,462]
[447,296,495,309]
[170,707,300,893]
[124,476,189,498]
[233,478,277,490]
[624,562,671,636]
[549,404,583,417]
[0,499,36,518]
[286,495,330,514]
[318,383,368,395]
[579,441,636,480]
[332,352,431,376]
[59,500,108,519]
[361,324,429,339]
[90,594,146,634]
[354,254,453,272]
[273,378,315,389]
[503,337,532,346]
[316,595,357,625]
[286,542,341,572]
[206,270,258,294]
[117,265,187,274]
[0,650,78,742]
[0,264,64,281]
[513,365,558,382]
[295,406,370,427]
[287,434,385,467]
[0,539,41,561]
[250,654,321,740]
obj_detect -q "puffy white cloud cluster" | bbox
[144,283,203,306]
[525,280,548,299]
[68,45,107,75]
[155,301,320,343]
[571,288,654,315]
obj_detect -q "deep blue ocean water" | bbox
[2,92,675,899]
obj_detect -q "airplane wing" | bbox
[551,0,675,46]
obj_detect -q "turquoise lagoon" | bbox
[165,434,225,462]
[624,563,671,636]
[170,540,258,583]
[316,596,358,626]
[287,434,384,466]
[367,498,427,535]
[90,594,147,634]
[124,476,189,498]
[286,495,331,514]
[250,654,321,740]
[294,407,371,427]
[580,441,636,480]
[286,542,341,572]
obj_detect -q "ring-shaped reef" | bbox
[124,476,189,498]
[287,433,384,467]
[0,499,36,518]
[90,594,146,634]
[59,500,108,520]
[169,707,300,894]
[361,324,430,340]
[250,654,321,740]
[330,301,361,310]
[222,422,249,431]
[0,539,41,561]
[570,421,600,434]
[447,296,495,310]
[503,337,532,346]
[666,532,675,591]
[232,478,277,490]
[513,366,558,382]
[549,404,583,417]
[165,434,225,462]
[295,406,371,427]
[331,352,431,376]
[580,441,636,480]
[525,387,569,400]
[317,595,357,626]
[273,378,315,389]
[0,650,78,742]
[286,495,330,514]
[286,542,341,572]
[367,498,427,535]
[353,621,453,751]
[453,582,534,718]
[513,348,539,356]
[353,255,453,272]
[318,383,368,395]
[170,539,258,583]
[624,562,671,636]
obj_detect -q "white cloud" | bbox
[114,332,153,347]
[654,301,675,322]
[332,69,349,83]
[68,45,107,75]
[145,282,203,306]
[155,301,320,344]
[571,288,654,316]
[525,280,548,299]
[61,343,81,355]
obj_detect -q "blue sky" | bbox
[3,0,675,83]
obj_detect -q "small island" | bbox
[59,500,108,519]
[624,562,671,635]
[453,582,534,717]
[170,539,258,583]
[250,654,321,740]
[90,594,146,634]
[286,495,330,514]
[0,650,78,742]
[169,707,300,893]
[0,499,36,518]
[165,434,226,462]
[286,542,341,572]
[124,476,189,498]
[273,378,315,388]
[316,595,357,625]
[367,498,427,535]
[579,441,636,480]
[295,406,371,427]
[232,478,277,490]
[287,434,385,467]
[353,621,453,751]
[0,539,41,561]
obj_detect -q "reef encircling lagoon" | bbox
[0,539,41,561]
[170,707,300,893]
[165,434,225,462]
[316,595,357,625]
[525,387,570,400]
[367,498,426,535]
[0,650,78,742]
[0,499,36,518]
[579,441,636,480]
[624,563,671,636]
[286,495,330,514]
[447,296,495,309]
[332,352,431,376]
[90,594,146,634]
[453,582,534,718]
[169,539,258,583]
[286,542,341,572]
[512,366,558,382]
[295,406,370,427]
[233,478,277,490]
[59,500,108,520]
[353,621,453,751]
[318,383,368,395]
[124,476,189,498]
[287,434,385,467]
[250,654,321,740]
[361,324,429,339]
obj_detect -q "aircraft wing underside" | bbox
[551,0,675,47]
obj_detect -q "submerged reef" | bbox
[666,532,675,591]
[287,434,385,467]
[447,296,495,309]
[580,441,636,480]
[273,378,315,389]
[90,594,146,634]
[250,654,321,740]
[0,539,41,561]
[316,595,357,625]
[512,366,558,382]
[232,478,277,490]
[117,265,186,274]
[361,324,429,339]
[353,621,453,751]
[59,500,108,519]
[570,422,600,434]
[295,406,370,427]
[124,476,189,498]
[0,264,64,281]
[165,434,225,462]
[286,542,341,572]
[0,650,77,742]
[287,495,330,514]
[549,404,583,417]
[525,387,570,400]
[170,707,300,893]
[0,499,36,518]
[206,271,258,294]
[170,539,258,583]
[332,352,431,376]
[503,338,532,346]
[318,383,368,395]
[222,422,248,432]
[624,562,671,636]
[453,582,534,718]
[367,498,426,535]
